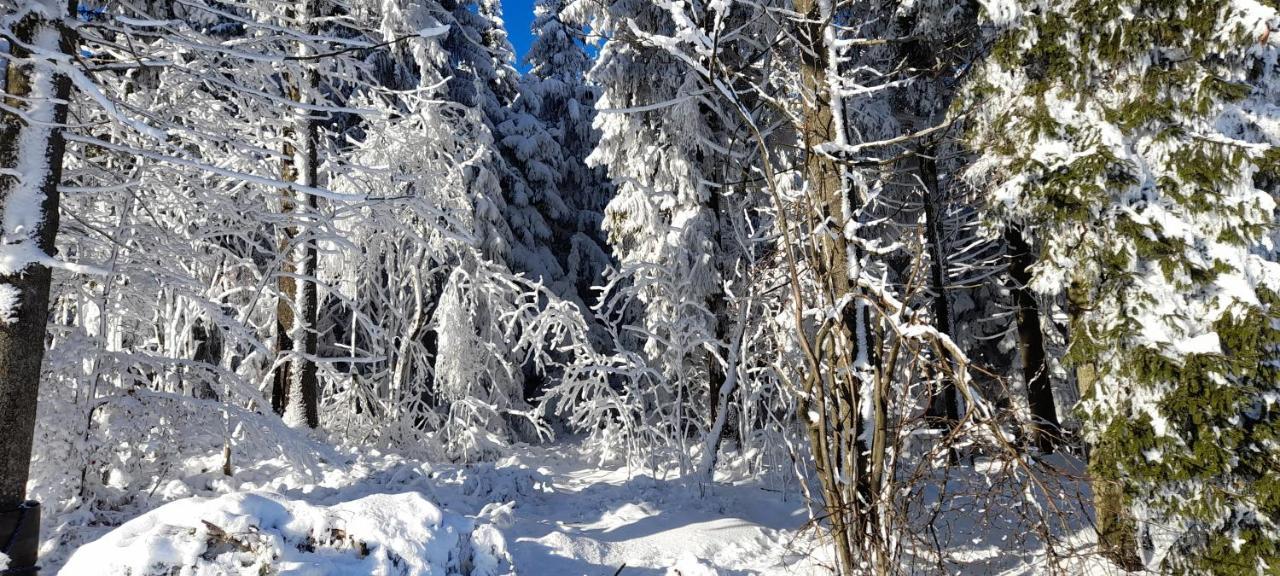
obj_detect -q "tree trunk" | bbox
[706,179,728,440]
[792,0,873,572]
[0,2,75,570]
[274,0,321,428]
[191,318,222,401]
[1079,365,1143,570]
[920,146,960,428]
[1005,226,1060,452]
[272,250,296,415]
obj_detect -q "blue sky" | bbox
[503,0,536,70]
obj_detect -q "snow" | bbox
[41,398,1142,576]
[978,0,1023,28]
[0,22,60,278]
[418,25,451,38]
[9,0,1278,574]
[282,402,308,429]
[1171,332,1222,357]
[666,554,719,576]
[0,282,19,324]
[61,490,511,576]
[51,434,831,576]
[467,444,827,575]
[44,402,523,575]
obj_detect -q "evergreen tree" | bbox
[966,1,1280,570]
[494,89,564,286]
[579,0,726,446]
[574,0,782,466]
[439,0,518,265]
[520,0,611,307]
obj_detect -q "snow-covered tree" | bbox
[18,0,607,557]
[12,0,1280,572]
[522,0,611,306]
[0,2,75,568]
[966,0,1280,570]
[569,0,779,460]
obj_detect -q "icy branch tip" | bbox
[418,25,450,39]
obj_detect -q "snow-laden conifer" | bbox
[966,0,1280,570]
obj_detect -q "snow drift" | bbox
[59,490,513,576]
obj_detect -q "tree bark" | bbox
[273,0,321,428]
[1005,226,1060,452]
[0,2,75,570]
[0,0,74,506]
[706,182,728,437]
[792,0,873,572]
[1068,283,1141,569]
[1074,361,1142,569]
[272,246,296,415]
[921,146,960,428]
[191,318,222,401]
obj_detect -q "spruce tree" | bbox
[575,0,785,466]
[578,0,730,448]
[522,0,611,307]
[966,1,1280,571]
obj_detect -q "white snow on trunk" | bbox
[0,22,61,277]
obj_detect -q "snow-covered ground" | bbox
[53,431,1124,575]
[52,437,827,575]
[460,445,827,575]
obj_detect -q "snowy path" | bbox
[458,445,828,575]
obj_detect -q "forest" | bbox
[0,0,1277,574]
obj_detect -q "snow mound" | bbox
[59,490,513,576]
[461,458,551,503]
[665,553,718,575]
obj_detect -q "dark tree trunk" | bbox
[920,146,960,428]
[1005,226,1061,452]
[272,261,296,415]
[191,319,222,401]
[0,2,75,570]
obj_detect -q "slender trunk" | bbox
[700,330,737,482]
[1006,226,1060,452]
[700,296,749,482]
[706,307,726,426]
[191,319,222,401]
[272,247,296,415]
[1080,366,1143,569]
[0,2,75,570]
[275,0,320,428]
[921,146,960,428]
[706,181,728,439]
[793,0,872,571]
